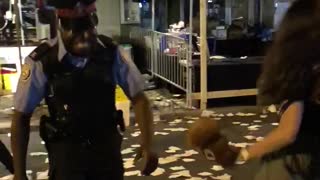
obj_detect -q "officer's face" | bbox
[59,14,98,57]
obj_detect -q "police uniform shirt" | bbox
[14,35,145,114]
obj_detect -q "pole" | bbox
[186,0,193,108]
[200,0,207,110]
[151,0,155,31]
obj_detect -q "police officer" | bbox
[11,0,158,179]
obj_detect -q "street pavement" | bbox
[0,93,279,180]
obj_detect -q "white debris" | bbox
[226,113,234,117]
[131,131,141,137]
[211,165,224,171]
[236,160,246,165]
[210,173,232,180]
[164,128,188,132]
[169,170,191,179]
[256,137,264,142]
[170,166,186,171]
[236,112,246,116]
[151,168,165,176]
[267,104,277,113]
[248,125,262,130]
[45,158,49,163]
[186,177,206,180]
[124,161,135,169]
[121,148,135,155]
[214,118,222,120]
[201,110,215,117]
[198,172,213,176]
[30,152,48,156]
[232,122,241,125]
[7,133,11,137]
[124,170,141,176]
[41,141,45,145]
[123,137,128,140]
[131,144,140,148]
[169,146,182,151]
[218,114,225,117]
[254,120,262,123]
[187,120,195,124]
[244,135,256,140]
[240,123,250,126]
[229,142,252,148]
[260,115,268,118]
[159,156,179,165]
[272,123,279,126]
[246,113,256,116]
[37,170,49,180]
[155,132,169,136]
[182,158,195,162]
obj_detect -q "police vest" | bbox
[34,35,118,139]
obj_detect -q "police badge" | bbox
[21,64,31,81]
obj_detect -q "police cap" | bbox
[47,0,97,18]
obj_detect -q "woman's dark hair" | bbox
[258,0,320,105]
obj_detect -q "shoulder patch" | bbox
[20,64,31,81]
[28,43,51,61]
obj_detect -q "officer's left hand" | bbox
[134,148,158,175]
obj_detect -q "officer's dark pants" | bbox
[46,132,124,180]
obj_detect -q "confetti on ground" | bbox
[187,120,195,124]
[240,123,249,126]
[229,142,252,148]
[151,168,165,176]
[272,123,279,126]
[124,161,135,169]
[198,172,213,176]
[211,165,224,171]
[182,158,195,162]
[169,170,191,178]
[256,137,264,141]
[155,132,170,136]
[246,113,256,116]
[248,125,262,130]
[170,166,186,171]
[232,122,241,125]
[268,104,277,113]
[7,133,11,137]
[45,158,48,163]
[218,114,225,117]
[131,144,140,148]
[164,128,188,132]
[211,173,232,180]
[201,110,215,117]
[236,112,246,116]
[131,131,141,137]
[37,170,49,180]
[41,141,45,145]
[125,170,141,176]
[260,115,268,118]
[166,146,182,154]
[30,152,48,156]
[186,177,205,180]
[121,148,135,155]
[244,135,256,140]
[159,156,179,165]
[236,160,245,165]
[254,120,262,123]
[214,118,222,120]
[226,113,234,117]
[123,137,128,140]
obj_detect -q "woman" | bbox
[189,0,320,179]
[251,0,320,179]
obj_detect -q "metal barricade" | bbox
[130,27,193,107]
